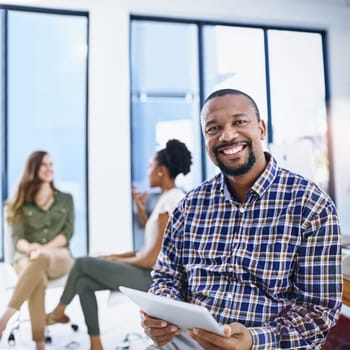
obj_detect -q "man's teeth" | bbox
[222,145,244,155]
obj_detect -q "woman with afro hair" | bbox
[45,139,192,350]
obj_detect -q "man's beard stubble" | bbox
[214,144,256,177]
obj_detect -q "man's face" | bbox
[201,93,266,178]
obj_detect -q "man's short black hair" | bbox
[203,88,260,121]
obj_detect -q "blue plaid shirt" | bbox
[150,153,342,349]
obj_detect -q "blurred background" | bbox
[0,0,349,259]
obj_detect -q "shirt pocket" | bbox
[50,207,68,224]
[23,207,46,230]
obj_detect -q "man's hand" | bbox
[188,322,252,350]
[141,311,181,347]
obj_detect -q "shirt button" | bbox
[227,293,233,299]
[41,238,47,243]
[43,228,48,233]
[239,206,245,213]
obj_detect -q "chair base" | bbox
[116,332,149,349]
[7,315,79,348]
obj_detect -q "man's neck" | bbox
[226,177,251,203]
[225,155,267,202]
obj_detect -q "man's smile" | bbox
[215,142,248,158]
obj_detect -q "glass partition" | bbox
[0,9,5,260]
[131,17,330,248]
[130,19,331,231]
[202,25,268,178]
[1,8,88,259]
[130,20,200,248]
[267,30,328,191]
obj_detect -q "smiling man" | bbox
[201,89,267,202]
[141,88,342,350]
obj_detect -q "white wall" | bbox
[2,0,350,252]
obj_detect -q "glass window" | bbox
[2,9,88,258]
[130,18,330,248]
[202,25,268,178]
[130,18,330,219]
[0,9,4,260]
[267,30,328,191]
[130,20,201,248]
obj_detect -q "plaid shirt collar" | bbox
[218,152,277,201]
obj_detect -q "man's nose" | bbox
[218,126,238,142]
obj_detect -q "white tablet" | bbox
[119,286,224,336]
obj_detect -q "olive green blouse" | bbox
[11,190,74,263]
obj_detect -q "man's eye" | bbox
[206,126,220,134]
[235,120,248,126]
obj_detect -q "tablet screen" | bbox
[119,286,224,336]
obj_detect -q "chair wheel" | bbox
[45,335,52,344]
[71,323,79,332]
[8,332,16,347]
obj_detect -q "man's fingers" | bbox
[141,311,167,328]
[227,322,246,337]
[140,310,181,347]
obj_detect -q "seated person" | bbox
[141,89,342,349]
[45,139,192,350]
[0,151,75,350]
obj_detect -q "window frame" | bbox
[130,15,333,248]
[0,4,90,261]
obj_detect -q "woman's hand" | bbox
[27,242,45,259]
[187,322,252,350]
[99,254,119,261]
[132,186,147,212]
[132,186,148,226]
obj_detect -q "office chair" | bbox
[2,207,79,347]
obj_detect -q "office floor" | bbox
[0,280,152,350]
[2,263,350,350]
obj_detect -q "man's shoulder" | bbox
[275,166,334,205]
[276,165,319,188]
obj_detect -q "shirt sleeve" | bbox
[250,202,342,349]
[149,200,188,300]
[157,190,184,215]
[11,219,26,246]
[60,193,74,242]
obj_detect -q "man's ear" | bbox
[259,119,266,140]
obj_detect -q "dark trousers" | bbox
[60,256,152,336]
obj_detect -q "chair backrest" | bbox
[3,205,15,265]
[2,205,18,288]
[343,254,350,280]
